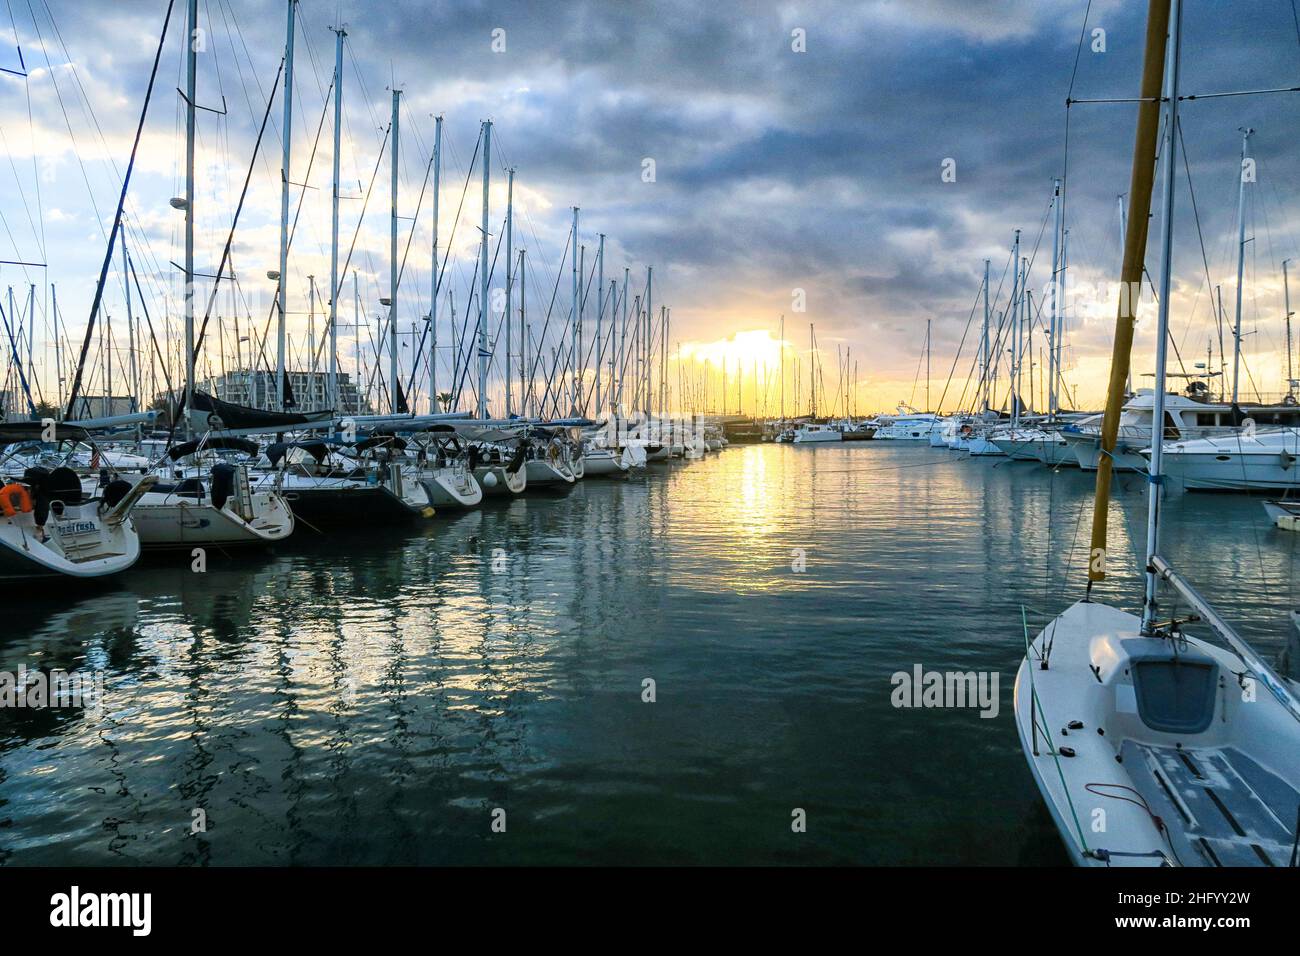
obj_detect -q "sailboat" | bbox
[0,423,155,580]
[1015,0,1300,867]
[117,435,295,548]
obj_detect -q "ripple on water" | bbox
[1,443,1295,864]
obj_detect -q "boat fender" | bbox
[102,479,134,509]
[482,471,498,488]
[0,482,34,517]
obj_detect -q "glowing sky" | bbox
[1,0,1299,417]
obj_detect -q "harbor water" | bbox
[2,443,1296,865]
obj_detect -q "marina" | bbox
[0,0,1299,919]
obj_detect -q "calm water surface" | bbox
[2,443,1297,865]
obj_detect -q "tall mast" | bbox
[1118,193,1132,395]
[1141,0,1183,633]
[981,259,990,413]
[809,323,815,417]
[1010,230,1021,427]
[779,313,785,422]
[504,166,515,417]
[352,270,360,413]
[181,0,198,434]
[645,266,653,417]
[1230,126,1254,406]
[429,115,442,413]
[925,319,931,413]
[477,120,491,419]
[121,236,138,420]
[328,25,344,412]
[275,0,297,410]
[1048,178,1062,417]
[569,207,579,415]
[595,233,605,415]
[1285,259,1295,398]
[619,267,629,409]
[607,278,617,409]
[519,248,527,415]
[1088,0,1173,585]
[661,306,668,415]
[389,89,401,414]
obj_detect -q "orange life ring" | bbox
[0,483,34,518]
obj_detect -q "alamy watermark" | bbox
[0,665,105,712]
[891,665,999,719]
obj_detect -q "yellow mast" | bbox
[1088,0,1172,583]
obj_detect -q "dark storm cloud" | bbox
[7,0,1300,402]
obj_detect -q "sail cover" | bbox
[189,390,332,430]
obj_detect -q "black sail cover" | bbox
[189,390,331,430]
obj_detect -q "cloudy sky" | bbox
[2,0,1299,417]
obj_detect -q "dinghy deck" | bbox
[1121,742,1298,867]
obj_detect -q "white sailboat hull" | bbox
[582,447,631,475]
[419,466,483,508]
[524,459,575,487]
[1016,601,1300,867]
[1159,430,1300,491]
[473,464,526,496]
[0,506,141,580]
[130,492,294,547]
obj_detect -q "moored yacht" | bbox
[791,422,842,443]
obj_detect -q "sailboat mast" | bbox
[779,313,785,422]
[645,266,653,417]
[1088,0,1173,584]
[1118,193,1132,395]
[121,237,138,421]
[181,0,197,435]
[430,115,442,413]
[595,233,604,415]
[1141,0,1183,633]
[809,323,815,417]
[328,25,344,412]
[275,0,296,410]
[1048,178,1062,418]
[619,267,628,408]
[477,120,491,419]
[981,259,990,413]
[519,249,527,415]
[1230,127,1254,407]
[1285,259,1295,397]
[389,89,401,414]
[505,166,515,417]
[1010,230,1021,427]
[574,208,585,416]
